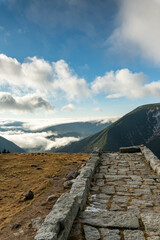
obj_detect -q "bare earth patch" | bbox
[0,152,89,240]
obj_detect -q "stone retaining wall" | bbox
[140,146,160,175]
[34,151,101,240]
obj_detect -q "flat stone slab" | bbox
[123,230,145,240]
[79,210,139,229]
[141,213,160,234]
[83,225,100,240]
[100,228,121,240]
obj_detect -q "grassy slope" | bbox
[0,152,89,229]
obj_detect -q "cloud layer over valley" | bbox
[0,130,80,152]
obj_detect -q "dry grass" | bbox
[0,152,89,230]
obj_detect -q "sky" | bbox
[0,0,160,122]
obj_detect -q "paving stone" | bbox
[112,195,130,205]
[115,186,128,192]
[127,206,140,216]
[130,199,153,207]
[123,230,145,240]
[96,193,111,200]
[79,210,139,229]
[147,237,160,240]
[141,213,160,234]
[130,175,142,181]
[110,203,123,211]
[101,186,115,194]
[90,186,99,192]
[100,228,121,240]
[83,225,100,240]
[135,189,151,194]
[96,179,105,186]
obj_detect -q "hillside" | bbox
[59,103,160,158]
[39,120,113,138]
[0,136,25,153]
[0,152,89,239]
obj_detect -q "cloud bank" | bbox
[110,0,160,64]
[1,130,80,151]
[92,68,160,99]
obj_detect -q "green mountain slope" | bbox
[0,136,25,153]
[39,120,112,138]
[58,103,160,158]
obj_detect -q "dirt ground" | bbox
[0,152,89,240]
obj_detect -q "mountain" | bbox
[39,120,113,138]
[58,103,160,158]
[39,120,114,152]
[0,136,25,153]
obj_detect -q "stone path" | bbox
[68,152,160,240]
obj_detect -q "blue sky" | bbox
[0,0,160,121]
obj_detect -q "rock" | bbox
[31,165,38,168]
[36,167,42,170]
[66,171,79,181]
[63,180,74,189]
[13,228,24,237]
[47,195,56,202]
[11,223,21,230]
[31,217,43,230]
[24,190,34,200]
[83,225,100,240]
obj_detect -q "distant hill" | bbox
[39,120,113,138]
[58,103,160,158]
[40,120,114,152]
[0,136,25,153]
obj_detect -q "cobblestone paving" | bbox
[68,152,160,240]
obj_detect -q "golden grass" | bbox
[0,152,89,229]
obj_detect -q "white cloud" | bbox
[92,68,160,99]
[0,92,54,112]
[109,0,160,64]
[61,103,75,111]
[52,60,90,100]
[0,54,90,100]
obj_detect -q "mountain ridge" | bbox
[0,136,25,153]
[58,103,160,158]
